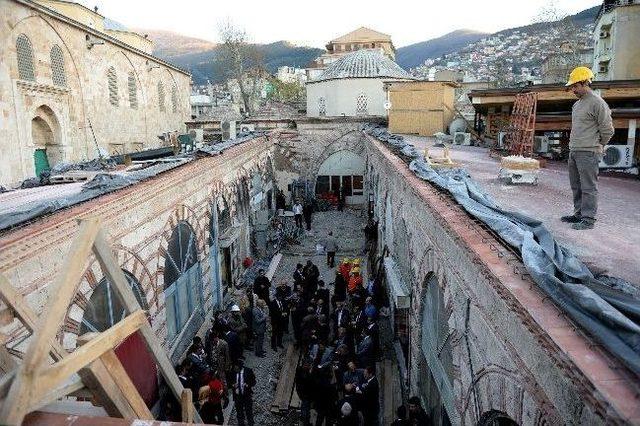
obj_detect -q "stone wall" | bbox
[0,0,191,186]
[0,137,274,363]
[363,134,628,425]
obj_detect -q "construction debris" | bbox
[498,155,540,185]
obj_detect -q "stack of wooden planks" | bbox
[270,343,301,413]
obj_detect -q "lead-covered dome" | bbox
[313,49,413,82]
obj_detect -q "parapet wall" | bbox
[364,133,636,425]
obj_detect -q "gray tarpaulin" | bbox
[0,134,261,232]
[363,124,640,377]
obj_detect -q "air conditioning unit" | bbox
[221,120,236,141]
[599,145,634,168]
[453,132,471,146]
[239,123,255,133]
[534,136,550,153]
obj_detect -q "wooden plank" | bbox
[78,358,137,418]
[181,389,193,423]
[37,310,146,393]
[270,343,299,413]
[382,360,394,426]
[99,350,153,420]
[0,345,17,374]
[92,230,203,423]
[266,253,282,281]
[28,378,84,413]
[0,218,101,425]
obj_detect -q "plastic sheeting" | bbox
[0,134,261,232]
[363,124,640,377]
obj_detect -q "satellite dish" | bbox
[383,101,392,110]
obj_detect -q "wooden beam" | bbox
[28,378,84,413]
[92,230,203,423]
[181,389,193,423]
[78,358,138,418]
[0,218,101,425]
[99,350,153,420]
[37,310,146,393]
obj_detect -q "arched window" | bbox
[356,93,368,115]
[80,270,148,335]
[171,85,178,113]
[128,72,138,109]
[158,81,165,112]
[420,274,454,420]
[164,221,202,341]
[318,97,326,116]
[107,66,118,106]
[50,45,66,87]
[16,34,35,81]
[478,411,519,426]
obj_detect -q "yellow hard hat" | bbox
[566,67,594,87]
[352,258,361,265]
[351,267,361,274]
[342,257,351,264]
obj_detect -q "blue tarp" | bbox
[363,124,640,377]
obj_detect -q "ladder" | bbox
[503,92,538,157]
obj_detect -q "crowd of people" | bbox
[164,215,430,425]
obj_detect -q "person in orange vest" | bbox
[339,257,352,281]
[347,266,363,294]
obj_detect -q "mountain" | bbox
[396,30,489,69]
[141,30,323,84]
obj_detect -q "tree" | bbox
[215,20,265,115]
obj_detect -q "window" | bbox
[16,34,35,81]
[107,66,118,106]
[158,81,165,112]
[50,45,66,87]
[164,221,202,342]
[315,175,330,195]
[171,86,178,113]
[318,97,326,116]
[80,271,148,335]
[356,93,368,115]
[128,72,138,109]
[353,175,364,195]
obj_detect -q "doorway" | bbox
[31,105,62,176]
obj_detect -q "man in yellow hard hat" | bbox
[561,67,614,230]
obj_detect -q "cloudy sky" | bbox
[80,0,600,48]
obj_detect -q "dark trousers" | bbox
[305,216,312,230]
[295,214,303,228]
[235,395,254,426]
[363,408,379,426]
[327,251,336,268]
[271,324,283,349]
[254,331,265,355]
[568,150,600,221]
[200,401,224,424]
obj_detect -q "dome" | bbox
[313,49,413,82]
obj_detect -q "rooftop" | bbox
[403,135,640,287]
[330,26,392,43]
[310,49,414,83]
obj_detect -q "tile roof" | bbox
[312,49,414,83]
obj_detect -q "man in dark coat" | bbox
[293,263,305,292]
[303,260,320,300]
[275,280,292,333]
[269,297,285,350]
[355,330,374,369]
[223,328,242,366]
[303,201,314,231]
[253,269,271,302]
[332,300,351,339]
[408,396,431,425]
[314,280,330,306]
[230,360,257,426]
[296,360,315,426]
[357,366,380,425]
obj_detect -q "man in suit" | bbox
[355,329,374,369]
[253,269,271,302]
[223,328,242,366]
[293,263,305,292]
[269,297,285,350]
[314,280,330,306]
[332,300,351,339]
[230,360,256,426]
[356,366,380,425]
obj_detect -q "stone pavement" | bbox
[227,208,368,425]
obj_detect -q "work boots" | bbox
[572,220,595,230]
[560,215,581,223]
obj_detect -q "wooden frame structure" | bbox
[0,218,201,425]
[502,92,538,157]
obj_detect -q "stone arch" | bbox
[157,204,206,291]
[61,244,156,350]
[308,129,366,181]
[31,105,63,172]
[461,365,561,425]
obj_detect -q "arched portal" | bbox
[31,105,62,175]
[79,270,158,407]
[315,150,365,204]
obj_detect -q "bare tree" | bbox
[215,20,265,116]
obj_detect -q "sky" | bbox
[80,0,600,48]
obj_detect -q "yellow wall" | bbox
[105,30,154,54]
[388,82,456,136]
[36,0,105,31]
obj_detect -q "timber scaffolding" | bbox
[0,218,201,425]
